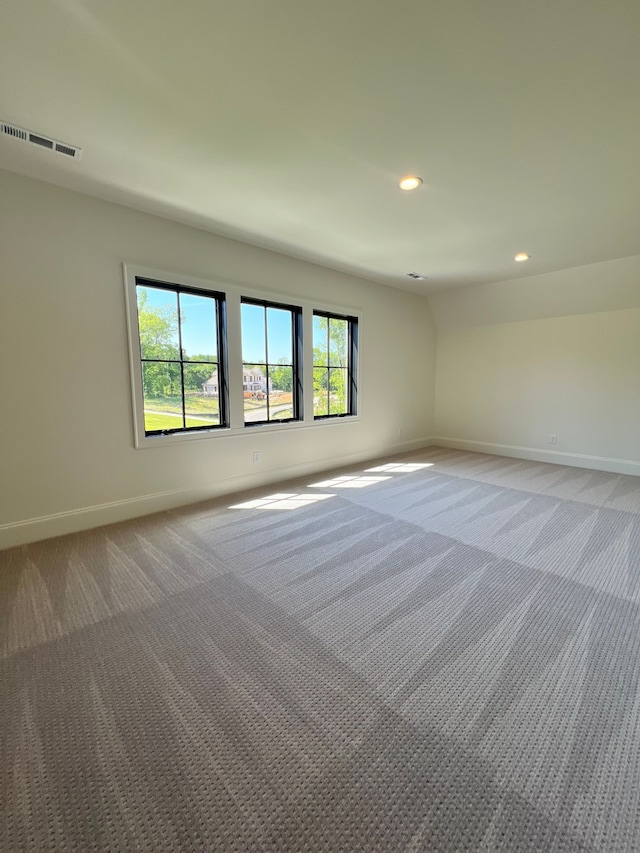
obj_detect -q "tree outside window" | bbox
[313,312,357,418]
[135,280,227,434]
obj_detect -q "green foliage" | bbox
[137,291,351,420]
[184,359,217,392]
[328,318,348,367]
[138,290,217,398]
[138,290,180,398]
[329,368,347,414]
[143,395,219,415]
[313,317,348,413]
[138,290,179,360]
[269,360,293,392]
[142,362,181,401]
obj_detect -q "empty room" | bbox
[1,1,640,851]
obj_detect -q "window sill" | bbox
[134,414,360,448]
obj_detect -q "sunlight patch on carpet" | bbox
[230,493,336,510]
[366,462,434,473]
[309,475,392,489]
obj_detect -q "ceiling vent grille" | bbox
[1,122,82,160]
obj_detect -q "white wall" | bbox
[430,261,640,474]
[429,255,640,329]
[0,170,436,548]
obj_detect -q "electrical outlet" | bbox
[252,451,261,463]
[548,434,558,445]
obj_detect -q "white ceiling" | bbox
[2,0,639,294]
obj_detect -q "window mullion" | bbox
[265,363,271,420]
[326,322,330,415]
[263,308,270,420]
[217,299,228,427]
[176,291,187,429]
[179,362,186,429]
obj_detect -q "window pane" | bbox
[137,286,179,360]
[269,363,293,394]
[133,278,228,437]
[313,312,356,419]
[241,302,266,362]
[241,299,300,426]
[271,406,294,421]
[329,318,348,367]
[266,307,292,363]
[200,365,220,399]
[329,367,348,414]
[179,293,217,361]
[313,367,329,416]
[142,362,183,431]
[183,364,220,426]
[243,364,267,423]
[242,364,268,394]
[313,315,328,364]
[269,365,293,420]
[244,393,267,423]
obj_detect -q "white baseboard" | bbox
[0,437,435,550]
[431,436,640,477]
[388,436,437,454]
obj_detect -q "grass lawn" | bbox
[144,412,217,431]
[144,395,220,415]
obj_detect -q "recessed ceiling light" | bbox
[514,252,531,262]
[399,175,423,191]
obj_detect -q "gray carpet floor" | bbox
[2,446,640,851]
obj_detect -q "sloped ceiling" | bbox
[1,0,639,294]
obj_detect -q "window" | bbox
[126,266,359,443]
[313,311,358,418]
[134,278,228,435]
[241,298,302,425]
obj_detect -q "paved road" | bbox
[243,402,292,422]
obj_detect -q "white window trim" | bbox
[123,264,361,448]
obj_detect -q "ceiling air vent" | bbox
[55,142,79,158]
[1,122,27,141]
[29,133,54,150]
[1,122,82,160]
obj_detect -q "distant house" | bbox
[202,367,272,397]
[242,367,271,397]
[202,370,219,397]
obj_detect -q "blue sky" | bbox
[241,302,292,363]
[140,285,293,362]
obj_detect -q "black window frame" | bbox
[240,296,303,427]
[135,277,229,436]
[313,310,358,419]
